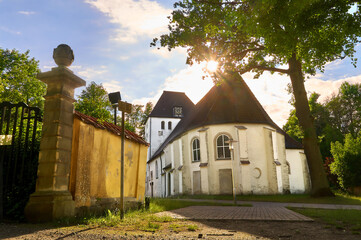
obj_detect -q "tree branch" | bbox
[229,46,265,59]
[238,65,290,75]
[195,0,242,5]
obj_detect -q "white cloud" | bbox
[306,74,361,103]
[242,72,292,127]
[132,63,214,106]
[323,59,343,71]
[119,55,130,61]
[0,26,21,35]
[103,80,124,94]
[74,65,108,80]
[85,0,171,43]
[18,11,36,15]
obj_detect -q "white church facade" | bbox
[145,73,311,197]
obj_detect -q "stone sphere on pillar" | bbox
[53,44,74,67]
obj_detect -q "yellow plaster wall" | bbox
[70,118,148,209]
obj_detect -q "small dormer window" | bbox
[161,121,165,129]
[173,106,183,117]
[168,121,172,130]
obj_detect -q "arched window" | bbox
[161,121,165,129]
[155,161,159,179]
[168,121,172,130]
[216,134,231,159]
[192,138,201,162]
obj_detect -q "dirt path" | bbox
[1,219,360,240]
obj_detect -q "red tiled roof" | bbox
[74,111,149,146]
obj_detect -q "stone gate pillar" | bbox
[25,44,86,222]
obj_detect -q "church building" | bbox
[145,73,311,197]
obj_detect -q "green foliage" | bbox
[153,0,361,77]
[284,83,360,159]
[283,92,340,157]
[283,109,304,143]
[187,224,198,231]
[331,134,361,190]
[0,48,46,109]
[121,102,153,136]
[129,102,153,137]
[327,82,361,138]
[74,82,151,134]
[74,81,113,122]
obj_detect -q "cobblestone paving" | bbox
[156,206,313,221]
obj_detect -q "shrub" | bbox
[330,134,361,190]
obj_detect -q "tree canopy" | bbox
[74,81,113,122]
[0,48,46,109]
[284,82,361,159]
[153,0,361,196]
[327,82,361,138]
[74,81,153,135]
[127,102,153,137]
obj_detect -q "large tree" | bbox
[74,81,113,122]
[127,102,153,137]
[0,48,46,109]
[327,82,361,138]
[153,0,361,196]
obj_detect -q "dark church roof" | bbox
[149,91,195,118]
[149,72,302,161]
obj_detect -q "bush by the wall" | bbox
[330,134,361,191]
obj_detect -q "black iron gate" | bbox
[0,102,42,221]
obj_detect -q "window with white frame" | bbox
[216,134,231,159]
[168,121,172,130]
[161,121,165,129]
[192,138,201,162]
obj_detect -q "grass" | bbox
[58,198,235,233]
[173,191,361,205]
[291,208,361,234]
[55,192,361,236]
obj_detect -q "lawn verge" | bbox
[291,208,361,235]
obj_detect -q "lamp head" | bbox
[108,92,121,105]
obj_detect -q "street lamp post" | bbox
[226,139,238,205]
[118,100,132,219]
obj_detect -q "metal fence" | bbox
[0,102,42,221]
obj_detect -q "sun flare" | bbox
[206,60,219,72]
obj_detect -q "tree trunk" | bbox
[288,54,333,197]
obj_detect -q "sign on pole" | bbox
[118,101,132,113]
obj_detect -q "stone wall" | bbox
[69,117,148,215]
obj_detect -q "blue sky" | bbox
[1,0,361,127]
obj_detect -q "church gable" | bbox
[149,91,195,118]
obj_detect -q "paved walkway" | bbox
[157,206,313,221]
[156,199,361,222]
[179,198,361,210]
